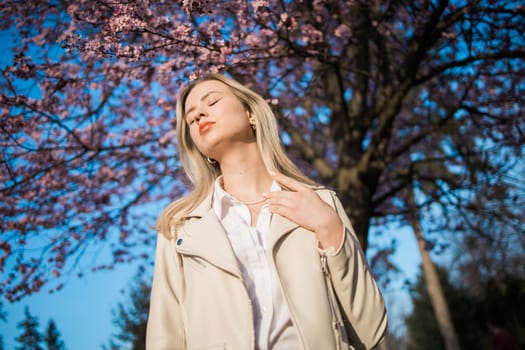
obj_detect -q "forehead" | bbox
[185,80,230,108]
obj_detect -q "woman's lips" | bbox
[199,121,215,134]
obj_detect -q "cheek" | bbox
[227,106,251,128]
[188,127,201,147]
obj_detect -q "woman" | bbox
[146,74,387,350]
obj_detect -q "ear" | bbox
[247,110,256,125]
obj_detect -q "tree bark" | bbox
[409,210,461,350]
[377,339,390,350]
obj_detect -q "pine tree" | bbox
[44,319,66,350]
[15,307,43,350]
[0,301,5,350]
[104,269,150,350]
[405,266,487,350]
[0,302,6,322]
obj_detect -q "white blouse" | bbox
[212,176,302,350]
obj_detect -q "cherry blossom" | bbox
[0,0,523,301]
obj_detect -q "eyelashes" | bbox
[187,97,221,125]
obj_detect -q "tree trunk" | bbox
[410,214,461,350]
[377,339,390,350]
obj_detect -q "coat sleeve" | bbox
[325,191,388,350]
[146,232,186,350]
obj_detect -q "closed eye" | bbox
[208,97,221,106]
[186,95,221,125]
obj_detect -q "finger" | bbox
[268,202,291,218]
[264,191,295,206]
[269,171,305,192]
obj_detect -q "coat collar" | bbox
[187,190,301,243]
[175,191,300,276]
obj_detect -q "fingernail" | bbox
[261,192,269,197]
[269,171,276,176]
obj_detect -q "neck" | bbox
[218,144,272,202]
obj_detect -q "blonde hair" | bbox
[156,74,315,238]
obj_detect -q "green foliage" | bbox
[406,265,525,349]
[0,302,5,350]
[44,319,66,350]
[15,307,43,350]
[406,266,488,350]
[0,302,6,322]
[104,270,151,350]
[13,308,67,350]
[483,275,525,348]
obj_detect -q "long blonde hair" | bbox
[156,74,315,238]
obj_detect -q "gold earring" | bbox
[247,111,256,131]
[207,157,217,164]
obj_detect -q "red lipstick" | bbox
[199,121,215,134]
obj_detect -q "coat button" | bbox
[176,238,183,246]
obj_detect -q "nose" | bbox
[194,110,207,125]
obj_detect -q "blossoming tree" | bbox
[1,0,523,311]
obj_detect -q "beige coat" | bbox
[146,189,387,350]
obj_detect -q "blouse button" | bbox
[176,238,183,246]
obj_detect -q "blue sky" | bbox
[0,260,142,349]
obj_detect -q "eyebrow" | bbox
[184,90,222,119]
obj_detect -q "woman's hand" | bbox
[263,171,344,250]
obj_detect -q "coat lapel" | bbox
[174,193,242,278]
[175,192,303,277]
[269,213,300,252]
